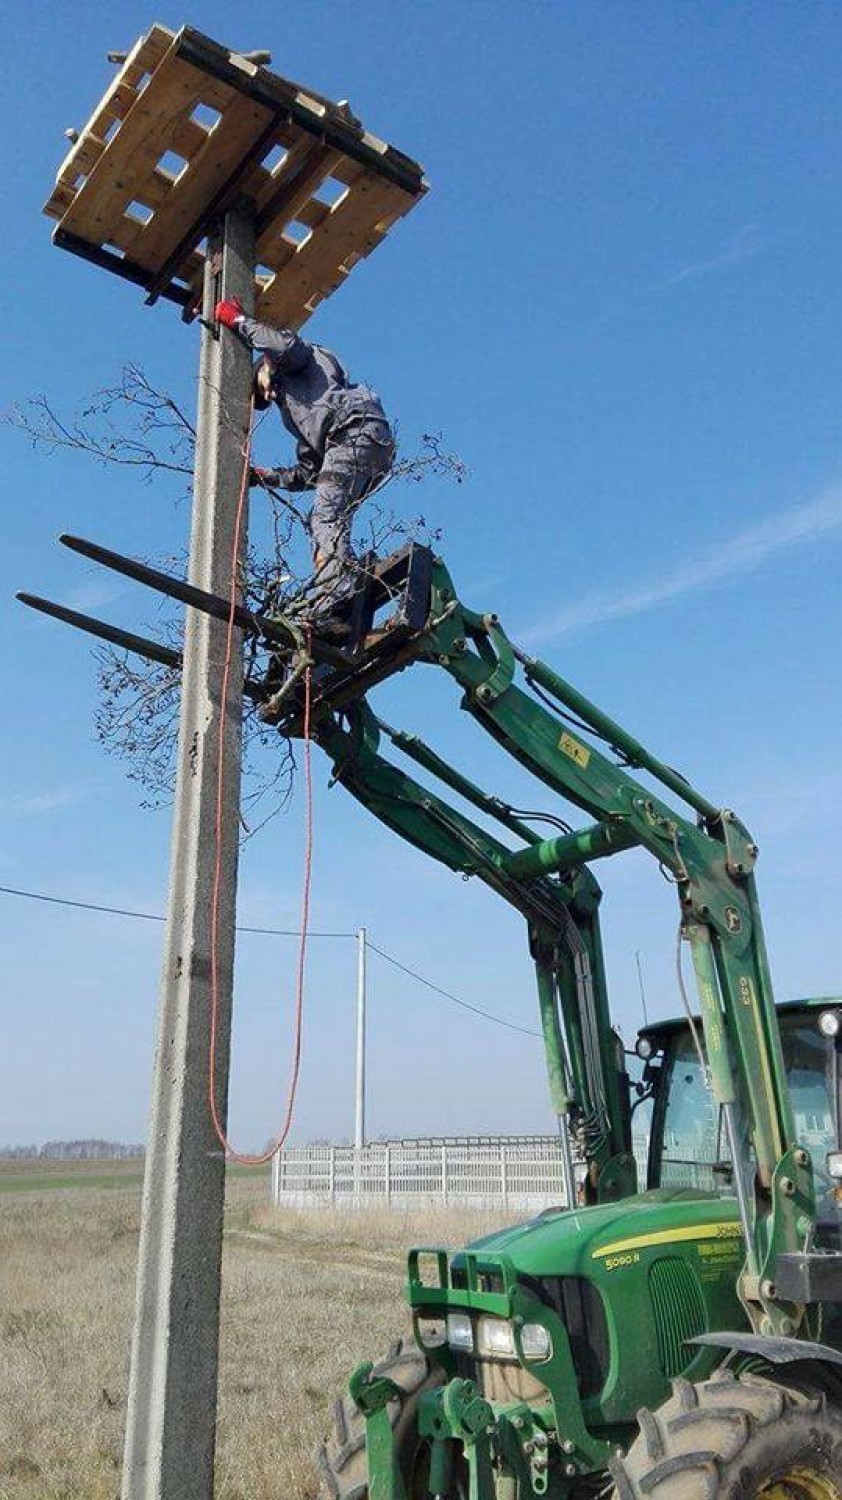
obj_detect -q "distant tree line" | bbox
[1,1140,144,1159]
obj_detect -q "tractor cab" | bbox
[636,996,842,1246]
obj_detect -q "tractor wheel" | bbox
[317,1338,456,1500]
[609,1368,842,1500]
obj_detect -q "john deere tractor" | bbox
[23,539,840,1496]
[283,546,841,1500]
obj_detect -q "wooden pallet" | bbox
[44,24,427,326]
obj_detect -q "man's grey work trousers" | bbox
[310,418,395,612]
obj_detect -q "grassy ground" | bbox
[0,1159,503,1499]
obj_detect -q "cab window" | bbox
[657,1035,724,1191]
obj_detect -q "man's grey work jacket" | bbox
[239,317,392,489]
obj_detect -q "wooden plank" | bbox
[257,174,414,326]
[256,237,297,281]
[57,134,109,183]
[128,95,277,271]
[255,138,341,222]
[290,197,331,231]
[254,142,344,252]
[59,53,244,249]
[169,116,219,162]
[330,157,367,189]
[50,109,212,223]
[66,28,175,161]
[44,186,74,221]
[121,24,174,86]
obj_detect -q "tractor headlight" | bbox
[635,1035,654,1060]
[447,1312,474,1352]
[818,1010,840,1039]
[477,1316,515,1357]
[520,1322,553,1361]
[416,1316,447,1349]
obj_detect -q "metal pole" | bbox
[121,202,256,1500]
[354,926,367,1149]
[635,949,649,1028]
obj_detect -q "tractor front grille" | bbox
[519,1275,609,1398]
[648,1257,707,1378]
[453,1352,550,1406]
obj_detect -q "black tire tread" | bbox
[317,1339,431,1500]
[610,1371,842,1500]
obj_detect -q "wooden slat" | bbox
[59,53,244,248]
[57,134,109,185]
[164,116,213,165]
[257,174,414,327]
[235,122,307,204]
[121,24,174,87]
[291,197,332,231]
[128,96,277,270]
[329,157,368,189]
[45,186,74,222]
[253,142,344,261]
[256,138,341,221]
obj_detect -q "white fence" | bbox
[271,1137,573,1212]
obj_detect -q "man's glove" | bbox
[214,296,245,329]
[250,466,302,490]
[249,466,282,488]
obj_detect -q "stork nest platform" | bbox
[44,23,428,325]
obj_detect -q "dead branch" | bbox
[13,365,467,825]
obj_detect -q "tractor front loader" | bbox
[284,549,842,1500]
[20,539,842,1498]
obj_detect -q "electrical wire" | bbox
[0,884,350,937]
[364,938,540,1037]
[207,399,313,1166]
[0,881,538,1038]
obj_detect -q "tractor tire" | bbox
[609,1367,842,1500]
[317,1338,448,1500]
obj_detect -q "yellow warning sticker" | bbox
[559,732,591,768]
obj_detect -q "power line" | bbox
[0,884,352,937]
[0,882,539,1038]
[365,938,540,1038]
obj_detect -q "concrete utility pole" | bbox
[354,926,367,1149]
[121,204,256,1500]
[39,29,426,1497]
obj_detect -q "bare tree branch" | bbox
[5,363,196,485]
[11,365,467,826]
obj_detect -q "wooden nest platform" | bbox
[44,24,428,326]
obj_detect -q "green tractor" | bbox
[23,539,840,1495]
[318,997,841,1500]
[285,547,842,1500]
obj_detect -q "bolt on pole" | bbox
[121,202,256,1500]
[354,926,367,1149]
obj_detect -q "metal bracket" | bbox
[349,1363,408,1500]
[716,808,759,879]
[421,1379,494,1500]
[349,1360,403,1416]
[471,615,516,707]
[498,1406,553,1496]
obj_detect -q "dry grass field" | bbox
[0,1159,505,1499]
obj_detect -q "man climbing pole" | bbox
[214,297,396,639]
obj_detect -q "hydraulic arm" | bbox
[292,551,815,1338]
[320,703,635,1206]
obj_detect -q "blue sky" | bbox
[2,2,842,1150]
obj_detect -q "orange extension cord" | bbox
[207,399,313,1165]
